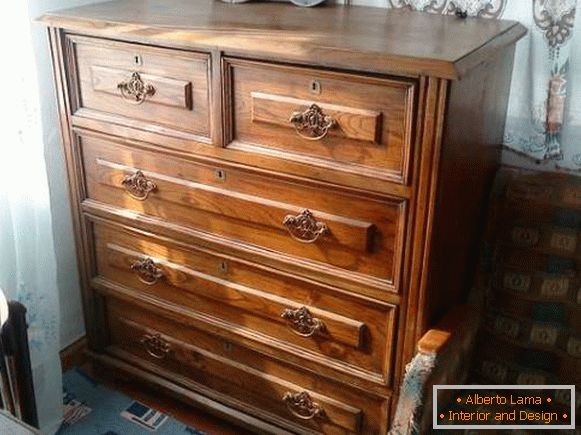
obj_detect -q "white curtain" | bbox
[0,1,63,434]
[379,0,580,170]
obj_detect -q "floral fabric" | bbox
[381,0,580,169]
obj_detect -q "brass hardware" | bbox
[140,333,171,359]
[289,104,335,141]
[215,169,226,181]
[282,391,325,420]
[130,258,164,285]
[122,170,157,200]
[281,306,326,337]
[283,209,328,243]
[219,260,229,273]
[117,71,155,104]
[309,80,322,95]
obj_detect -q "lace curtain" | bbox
[0,1,63,433]
[382,0,580,170]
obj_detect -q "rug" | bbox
[56,368,207,435]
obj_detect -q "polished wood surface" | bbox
[225,58,415,184]
[80,132,407,291]
[92,220,397,387]
[43,2,525,432]
[39,0,526,79]
[71,35,211,143]
[105,296,390,434]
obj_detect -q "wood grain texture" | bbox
[38,0,526,79]
[79,131,407,291]
[91,221,397,385]
[226,59,415,185]
[70,34,211,142]
[104,295,389,434]
[425,44,517,328]
[42,4,524,432]
[250,92,382,144]
[90,66,193,109]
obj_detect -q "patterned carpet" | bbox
[56,369,207,435]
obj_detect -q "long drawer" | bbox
[69,35,211,143]
[103,295,390,434]
[224,58,416,185]
[79,132,407,292]
[92,221,397,385]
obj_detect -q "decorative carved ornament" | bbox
[130,258,164,285]
[140,333,171,359]
[533,0,576,48]
[121,170,157,200]
[117,71,156,104]
[387,0,506,18]
[283,209,328,243]
[289,104,336,141]
[282,391,326,420]
[281,306,326,337]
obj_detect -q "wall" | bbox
[27,0,107,350]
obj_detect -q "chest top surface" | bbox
[39,0,526,79]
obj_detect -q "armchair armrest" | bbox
[417,304,480,356]
[389,305,481,435]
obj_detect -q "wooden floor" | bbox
[80,361,254,435]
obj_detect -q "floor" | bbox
[59,364,252,435]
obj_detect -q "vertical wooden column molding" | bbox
[40,3,525,432]
[48,27,102,350]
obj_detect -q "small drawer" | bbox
[104,296,390,434]
[68,35,211,143]
[93,222,397,384]
[80,132,407,292]
[225,58,416,184]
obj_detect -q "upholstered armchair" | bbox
[389,305,481,435]
[390,167,581,434]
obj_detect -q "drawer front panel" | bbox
[80,133,407,290]
[104,296,389,434]
[69,35,211,142]
[225,59,416,184]
[93,222,397,382]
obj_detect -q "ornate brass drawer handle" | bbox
[130,258,164,285]
[140,333,171,359]
[283,209,328,243]
[122,170,157,200]
[117,71,155,104]
[289,104,336,141]
[281,306,326,337]
[282,391,325,420]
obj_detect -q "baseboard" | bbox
[60,336,88,371]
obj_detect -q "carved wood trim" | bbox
[105,242,367,349]
[91,277,391,391]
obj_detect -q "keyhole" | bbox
[219,260,228,273]
[215,169,226,181]
[134,55,142,66]
[310,80,321,95]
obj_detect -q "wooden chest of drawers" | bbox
[41,2,525,433]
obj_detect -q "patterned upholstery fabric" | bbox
[474,169,581,394]
[390,168,581,434]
